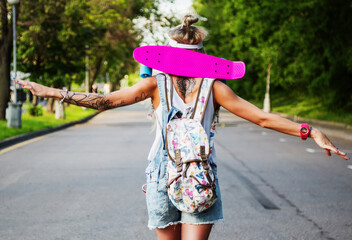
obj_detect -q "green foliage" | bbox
[16,0,159,89]
[194,0,352,112]
[270,95,352,126]
[17,1,79,86]
[126,72,142,87]
[27,104,43,117]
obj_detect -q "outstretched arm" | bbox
[213,80,350,160]
[15,77,158,112]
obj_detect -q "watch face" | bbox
[300,127,308,134]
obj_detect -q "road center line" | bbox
[306,148,316,153]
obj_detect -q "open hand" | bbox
[14,79,51,98]
[311,128,350,160]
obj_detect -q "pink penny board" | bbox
[133,46,246,79]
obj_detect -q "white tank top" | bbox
[148,83,216,163]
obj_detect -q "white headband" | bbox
[168,39,203,49]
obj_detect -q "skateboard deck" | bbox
[133,46,246,79]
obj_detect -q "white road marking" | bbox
[261,132,267,136]
[0,170,29,191]
[306,148,316,153]
[279,138,286,142]
[347,165,352,170]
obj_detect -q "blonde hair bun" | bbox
[168,14,208,46]
[183,15,199,27]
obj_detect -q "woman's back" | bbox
[148,74,216,163]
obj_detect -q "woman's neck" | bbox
[171,76,202,103]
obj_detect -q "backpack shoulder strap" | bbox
[156,73,174,150]
[191,78,215,123]
[156,73,173,112]
[156,74,167,111]
[165,74,173,112]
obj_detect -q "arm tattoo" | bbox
[59,91,126,111]
[135,92,150,102]
[175,77,196,98]
[59,91,150,111]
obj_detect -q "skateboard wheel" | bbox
[140,65,152,78]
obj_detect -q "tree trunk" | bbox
[55,101,65,119]
[32,95,38,106]
[88,57,103,92]
[263,63,272,113]
[0,0,13,120]
[0,51,11,119]
[46,97,55,113]
[111,80,118,92]
[45,84,55,113]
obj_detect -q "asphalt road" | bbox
[0,103,351,240]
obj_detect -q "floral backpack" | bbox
[160,74,217,214]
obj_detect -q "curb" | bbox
[273,112,352,141]
[0,111,100,150]
[219,109,352,141]
[273,112,352,130]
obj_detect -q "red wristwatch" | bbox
[299,123,311,140]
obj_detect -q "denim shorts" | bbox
[145,147,224,229]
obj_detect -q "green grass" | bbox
[252,95,352,126]
[0,104,97,141]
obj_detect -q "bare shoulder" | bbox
[137,75,157,89]
[213,80,235,96]
[147,75,157,86]
[212,79,242,108]
[128,75,157,96]
[213,79,230,89]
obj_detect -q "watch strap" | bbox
[300,123,310,140]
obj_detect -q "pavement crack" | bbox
[217,141,335,240]
[221,160,280,210]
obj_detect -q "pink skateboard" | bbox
[133,46,246,79]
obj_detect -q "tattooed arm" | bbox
[213,80,349,161]
[14,77,158,111]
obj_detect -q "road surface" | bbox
[1,103,351,240]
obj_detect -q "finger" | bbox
[14,78,27,86]
[336,149,350,160]
[324,149,331,156]
[340,153,350,160]
[323,144,339,155]
[22,85,32,90]
[324,147,350,160]
[336,149,346,156]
